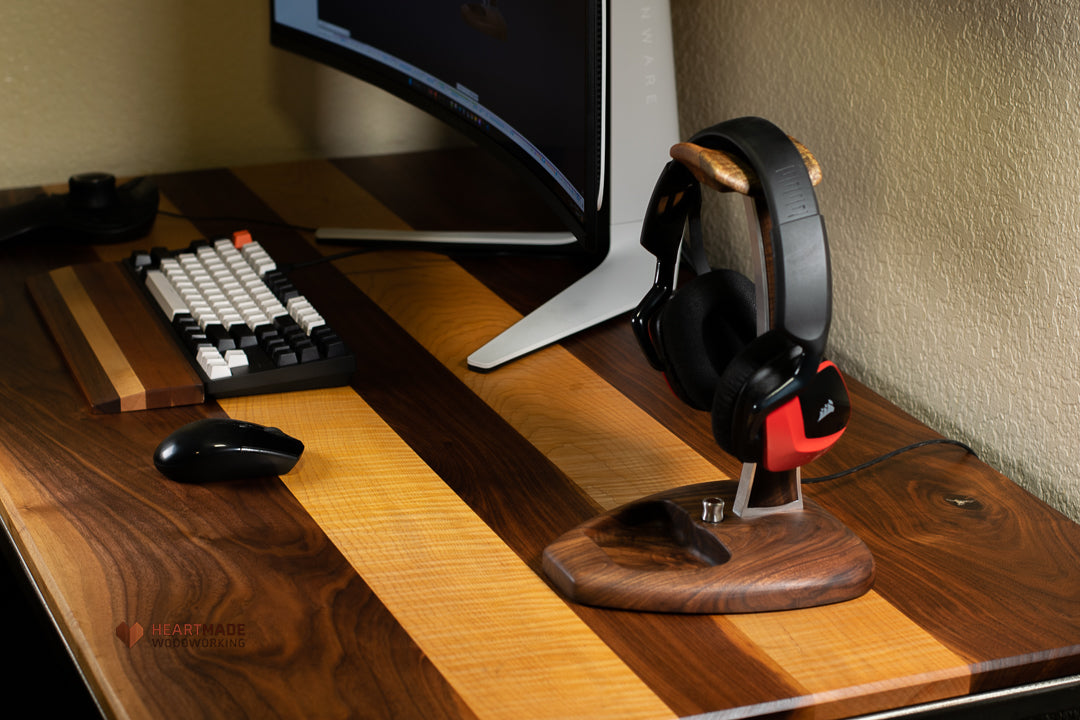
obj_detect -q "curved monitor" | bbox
[270,0,679,369]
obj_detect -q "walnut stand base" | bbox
[542,472,875,614]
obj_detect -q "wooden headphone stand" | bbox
[542,141,875,613]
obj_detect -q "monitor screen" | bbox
[270,0,679,370]
[271,0,601,250]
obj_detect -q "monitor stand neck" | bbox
[315,220,654,371]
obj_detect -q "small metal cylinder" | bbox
[702,497,725,524]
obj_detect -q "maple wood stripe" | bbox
[231,163,730,506]
[48,265,146,411]
[26,272,121,413]
[724,592,970,716]
[338,251,738,508]
[165,164,679,717]
[227,160,815,712]
[72,262,204,409]
[209,164,785,712]
[229,160,974,714]
[333,251,973,701]
[219,388,677,720]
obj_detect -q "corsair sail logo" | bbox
[818,399,836,423]
[639,4,658,103]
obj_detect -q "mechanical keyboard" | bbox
[125,230,355,398]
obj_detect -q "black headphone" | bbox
[632,116,850,472]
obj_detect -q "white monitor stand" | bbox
[316,0,680,371]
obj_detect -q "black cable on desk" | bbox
[155,210,363,272]
[803,438,978,484]
[156,209,317,234]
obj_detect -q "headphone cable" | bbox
[156,209,318,234]
[803,438,978,484]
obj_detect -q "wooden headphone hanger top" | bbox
[669,137,822,195]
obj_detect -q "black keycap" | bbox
[292,339,320,363]
[129,251,153,271]
[311,326,346,358]
[150,247,173,266]
[230,326,258,348]
[173,314,198,334]
[254,324,279,345]
[205,324,235,352]
[185,332,209,351]
[271,347,298,367]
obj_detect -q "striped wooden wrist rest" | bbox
[27,262,204,412]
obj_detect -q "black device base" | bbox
[0,173,159,245]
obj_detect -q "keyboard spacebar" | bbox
[144,269,188,320]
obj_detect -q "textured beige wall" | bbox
[672,0,1080,520]
[3,2,1077,521]
[0,0,457,188]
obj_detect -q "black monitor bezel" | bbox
[268,1,609,256]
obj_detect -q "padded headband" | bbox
[637,116,832,373]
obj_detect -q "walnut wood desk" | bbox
[1,151,1078,719]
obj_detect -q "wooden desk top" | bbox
[1,151,1078,719]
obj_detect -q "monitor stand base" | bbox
[316,221,655,371]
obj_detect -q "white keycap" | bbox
[144,270,188,319]
[224,349,249,368]
[195,346,231,379]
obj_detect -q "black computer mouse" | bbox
[153,418,304,483]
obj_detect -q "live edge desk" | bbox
[1,150,1078,720]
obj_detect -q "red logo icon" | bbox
[115,621,144,648]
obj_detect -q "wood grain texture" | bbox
[3,155,1079,720]
[26,267,124,412]
[44,264,146,409]
[317,249,980,716]
[809,445,1080,691]
[27,262,204,412]
[1,199,479,720]
[219,389,677,720]
[0,429,477,720]
[543,480,875,614]
[234,155,1080,715]
[335,250,728,509]
[726,592,971,716]
[669,138,822,195]
[235,160,968,714]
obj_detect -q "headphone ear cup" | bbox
[656,269,756,410]
[711,331,800,460]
